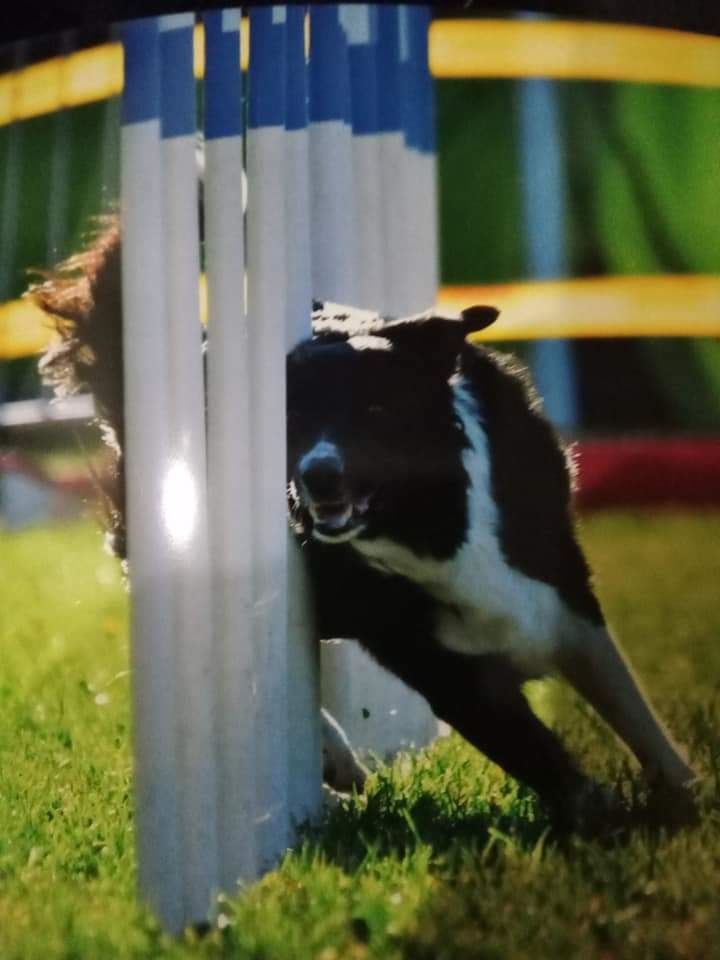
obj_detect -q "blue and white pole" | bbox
[121,9,442,928]
[517,15,578,431]
[120,19,184,933]
[341,4,383,310]
[157,13,220,926]
[376,6,408,317]
[400,5,438,313]
[315,5,438,763]
[203,8,258,891]
[246,5,291,870]
[284,5,323,828]
[309,5,358,304]
[285,6,313,346]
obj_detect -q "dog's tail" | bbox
[30,214,127,560]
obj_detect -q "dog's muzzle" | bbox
[296,442,368,542]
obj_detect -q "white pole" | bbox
[246,5,291,870]
[285,4,323,827]
[158,13,219,926]
[320,639,439,762]
[203,8,258,892]
[120,19,183,934]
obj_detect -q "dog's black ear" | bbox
[460,305,499,335]
[381,305,500,378]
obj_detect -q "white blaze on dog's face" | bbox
[286,304,498,553]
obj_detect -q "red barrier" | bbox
[575,437,720,508]
[3,439,720,515]
[0,449,95,496]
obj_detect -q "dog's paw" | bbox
[643,777,702,831]
[552,780,630,839]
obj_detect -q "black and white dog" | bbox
[34,223,696,829]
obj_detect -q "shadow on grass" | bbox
[300,764,711,876]
[302,773,553,872]
[279,782,711,960]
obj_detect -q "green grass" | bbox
[1,512,720,959]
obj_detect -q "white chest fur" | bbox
[352,379,571,675]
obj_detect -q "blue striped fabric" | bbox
[121,19,161,125]
[286,6,307,131]
[159,18,196,139]
[204,10,243,140]
[401,6,434,154]
[309,5,351,124]
[248,6,286,128]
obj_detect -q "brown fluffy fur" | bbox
[29,215,127,559]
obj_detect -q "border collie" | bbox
[33,219,696,830]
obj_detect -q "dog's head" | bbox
[286,302,498,545]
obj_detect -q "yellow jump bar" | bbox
[438,275,720,340]
[4,274,719,360]
[3,19,720,128]
[0,297,57,360]
[429,19,720,86]
[0,22,249,126]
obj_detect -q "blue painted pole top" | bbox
[286,6,308,132]
[401,6,435,154]
[204,9,243,140]
[342,5,379,137]
[159,14,196,139]
[121,18,161,125]
[376,5,401,134]
[248,6,287,128]
[309,5,351,124]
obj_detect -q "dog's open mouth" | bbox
[309,496,370,542]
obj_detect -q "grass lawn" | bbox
[1,511,719,959]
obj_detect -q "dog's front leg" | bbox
[555,621,697,794]
[376,645,610,828]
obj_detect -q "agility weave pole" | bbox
[121,17,217,931]
[203,8,262,895]
[119,4,438,933]
[310,4,439,763]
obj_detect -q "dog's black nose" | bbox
[299,450,345,502]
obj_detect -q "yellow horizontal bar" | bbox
[2,18,720,128]
[430,19,720,86]
[4,275,720,360]
[0,42,117,125]
[438,275,720,340]
[0,22,250,127]
[0,297,58,360]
